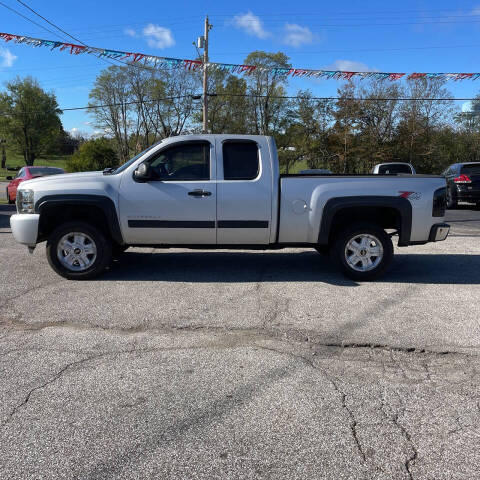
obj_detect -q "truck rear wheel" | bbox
[331,222,393,281]
[46,221,112,280]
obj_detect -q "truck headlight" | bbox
[16,189,35,214]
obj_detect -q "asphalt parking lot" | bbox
[1,203,479,479]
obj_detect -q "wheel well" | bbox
[328,206,400,243]
[38,204,111,242]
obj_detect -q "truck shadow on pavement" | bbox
[103,250,480,286]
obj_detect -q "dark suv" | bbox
[443,162,480,209]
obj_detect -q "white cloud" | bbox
[232,11,270,39]
[324,59,377,72]
[0,48,17,68]
[283,24,316,47]
[124,28,137,37]
[142,24,175,49]
[470,6,480,15]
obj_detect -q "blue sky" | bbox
[2,0,480,135]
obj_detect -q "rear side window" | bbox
[378,164,412,174]
[223,141,259,180]
[460,164,480,175]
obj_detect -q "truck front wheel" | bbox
[331,222,393,281]
[46,221,112,280]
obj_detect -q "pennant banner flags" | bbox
[2,32,480,82]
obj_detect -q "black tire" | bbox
[330,222,394,281]
[446,188,457,209]
[46,221,112,280]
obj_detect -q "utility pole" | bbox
[202,16,212,133]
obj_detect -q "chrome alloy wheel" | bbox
[57,232,97,272]
[344,234,384,272]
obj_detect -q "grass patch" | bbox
[0,153,71,180]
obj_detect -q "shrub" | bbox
[68,138,118,172]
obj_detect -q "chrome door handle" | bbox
[188,189,212,197]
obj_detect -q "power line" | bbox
[14,0,86,45]
[209,93,473,102]
[225,18,480,27]
[0,1,65,41]
[210,7,480,17]
[215,44,480,56]
[10,0,150,72]
[0,95,199,116]
[0,94,475,117]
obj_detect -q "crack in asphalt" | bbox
[0,279,65,310]
[395,412,418,480]
[1,325,478,478]
[0,317,474,358]
[1,352,109,428]
[379,395,418,480]
[323,341,456,356]
[322,372,367,463]
[253,344,368,468]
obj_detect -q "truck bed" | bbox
[277,174,447,244]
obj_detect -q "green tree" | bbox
[395,78,453,173]
[243,51,291,135]
[68,138,118,172]
[89,65,200,161]
[332,82,361,172]
[283,90,335,170]
[0,77,62,166]
[202,70,249,133]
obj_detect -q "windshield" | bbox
[378,164,412,174]
[460,164,480,175]
[29,167,64,176]
[113,142,161,174]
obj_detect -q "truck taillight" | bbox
[454,174,472,183]
[432,187,446,217]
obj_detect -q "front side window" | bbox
[223,141,259,180]
[115,142,161,175]
[149,142,210,181]
[15,168,25,179]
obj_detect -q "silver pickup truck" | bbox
[10,134,449,281]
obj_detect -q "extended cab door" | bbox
[118,140,217,245]
[216,138,272,244]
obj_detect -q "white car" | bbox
[372,162,416,175]
[11,134,449,281]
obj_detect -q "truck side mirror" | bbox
[133,163,153,182]
[6,176,12,180]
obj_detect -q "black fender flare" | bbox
[317,196,412,246]
[35,194,124,245]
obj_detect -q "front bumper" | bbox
[10,214,39,246]
[428,223,450,242]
